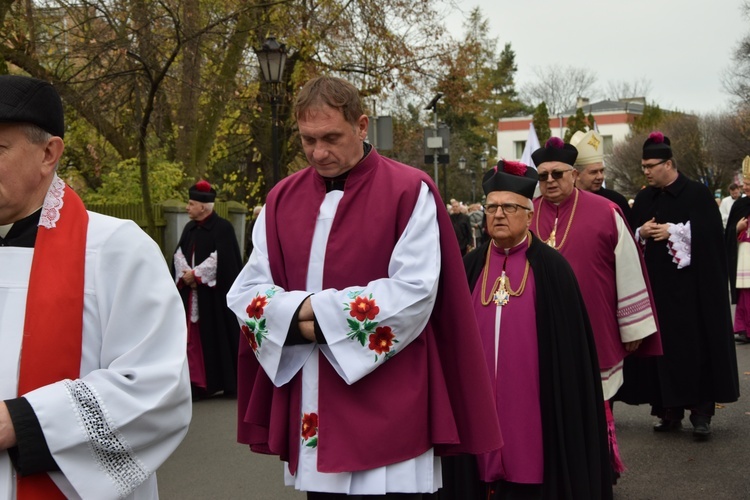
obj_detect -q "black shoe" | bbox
[653,419,682,432]
[693,422,712,440]
[735,334,750,344]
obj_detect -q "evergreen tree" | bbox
[533,102,551,144]
[632,103,665,133]
[564,107,589,142]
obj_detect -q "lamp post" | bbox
[478,154,488,203]
[458,156,468,202]
[254,36,287,187]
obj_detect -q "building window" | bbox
[514,141,526,159]
[603,135,614,155]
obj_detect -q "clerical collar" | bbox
[324,172,349,192]
[323,142,373,192]
[0,208,43,247]
[491,233,529,253]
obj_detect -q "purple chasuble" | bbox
[533,190,659,369]
[472,238,542,484]
[237,148,502,475]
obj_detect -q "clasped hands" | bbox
[181,270,198,289]
[639,218,671,242]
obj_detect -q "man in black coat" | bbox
[616,132,739,439]
[173,180,243,399]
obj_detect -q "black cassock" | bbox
[174,211,243,395]
[616,173,739,408]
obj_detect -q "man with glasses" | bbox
[449,159,612,499]
[616,132,739,440]
[531,137,660,482]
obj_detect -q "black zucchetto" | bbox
[0,75,65,138]
[531,137,578,167]
[189,180,217,203]
[482,160,538,200]
[642,131,673,160]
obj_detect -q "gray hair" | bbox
[20,123,53,144]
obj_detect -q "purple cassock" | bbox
[236,148,503,474]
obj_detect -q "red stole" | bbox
[237,149,502,474]
[16,182,88,499]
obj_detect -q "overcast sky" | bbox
[445,0,747,115]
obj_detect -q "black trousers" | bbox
[651,400,716,422]
[484,481,543,500]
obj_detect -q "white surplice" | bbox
[227,182,442,494]
[0,208,191,499]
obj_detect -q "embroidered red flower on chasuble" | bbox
[343,293,399,362]
[348,295,380,322]
[301,412,319,448]
[246,295,268,319]
[244,291,274,353]
[241,325,258,351]
[369,326,395,355]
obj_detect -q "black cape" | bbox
[450,212,472,255]
[173,211,243,395]
[724,196,750,304]
[438,234,612,500]
[616,173,739,407]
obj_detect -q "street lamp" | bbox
[458,156,477,203]
[254,36,287,187]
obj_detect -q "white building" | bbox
[496,98,645,161]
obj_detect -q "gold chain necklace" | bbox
[480,234,531,306]
[535,188,579,250]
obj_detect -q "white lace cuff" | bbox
[667,221,691,269]
[193,251,218,287]
[173,248,190,285]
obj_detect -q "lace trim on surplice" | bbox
[64,379,151,497]
[39,174,66,229]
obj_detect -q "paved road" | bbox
[158,344,750,499]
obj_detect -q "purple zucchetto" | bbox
[642,131,673,160]
[0,75,65,138]
[531,137,578,167]
[482,159,538,200]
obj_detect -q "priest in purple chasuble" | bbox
[226,76,502,498]
[529,137,661,480]
[447,160,611,499]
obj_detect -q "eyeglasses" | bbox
[641,159,668,171]
[484,203,531,215]
[538,168,573,182]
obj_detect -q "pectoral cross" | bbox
[493,274,510,306]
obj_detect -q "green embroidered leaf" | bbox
[258,318,266,329]
[362,320,378,332]
[347,318,360,329]
[356,331,367,346]
[256,332,264,347]
[245,320,256,330]
[306,437,318,448]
